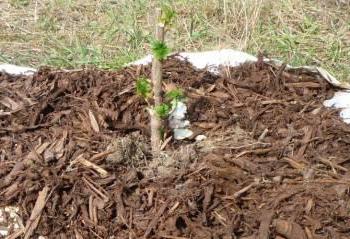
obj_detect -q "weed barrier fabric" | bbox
[1,50,350,238]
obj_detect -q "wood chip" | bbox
[24,186,50,239]
[88,110,100,133]
[233,180,259,199]
[143,200,169,239]
[285,82,321,88]
[0,97,21,110]
[273,219,307,239]
[318,157,348,172]
[257,210,274,239]
[73,155,108,178]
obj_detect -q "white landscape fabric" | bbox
[0,63,36,76]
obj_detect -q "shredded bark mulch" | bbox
[1,56,350,239]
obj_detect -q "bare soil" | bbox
[1,56,350,239]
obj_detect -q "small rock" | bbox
[169,100,193,140]
[169,101,187,120]
[174,128,193,140]
[273,176,282,183]
[195,135,207,141]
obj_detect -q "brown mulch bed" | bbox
[1,56,350,239]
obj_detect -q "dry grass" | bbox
[0,0,349,81]
[197,126,253,154]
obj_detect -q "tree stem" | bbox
[150,8,165,155]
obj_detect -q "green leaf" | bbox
[136,77,151,99]
[165,88,184,101]
[154,103,171,118]
[151,40,169,61]
[160,5,176,26]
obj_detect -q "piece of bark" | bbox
[202,185,214,224]
[143,200,168,238]
[257,210,274,239]
[5,229,24,239]
[230,157,259,174]
[116,186,127,225]
[31,87,66,126]
[88,110,100,133]
[74,155,108,178]
[274,219,307,239]
[24,186,50,239]
[296,126,313,159]
[233,180,259,199]
[74,229,84,239]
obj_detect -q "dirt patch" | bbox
[1,56,350,238]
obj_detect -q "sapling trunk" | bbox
[150,8,165,155]
[152,8,165,107]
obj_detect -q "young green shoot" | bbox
[136,77,152,99]
[165,88,184,102]
[160,5,176,26]
[154,103,171,119]
[151,40,169,61]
